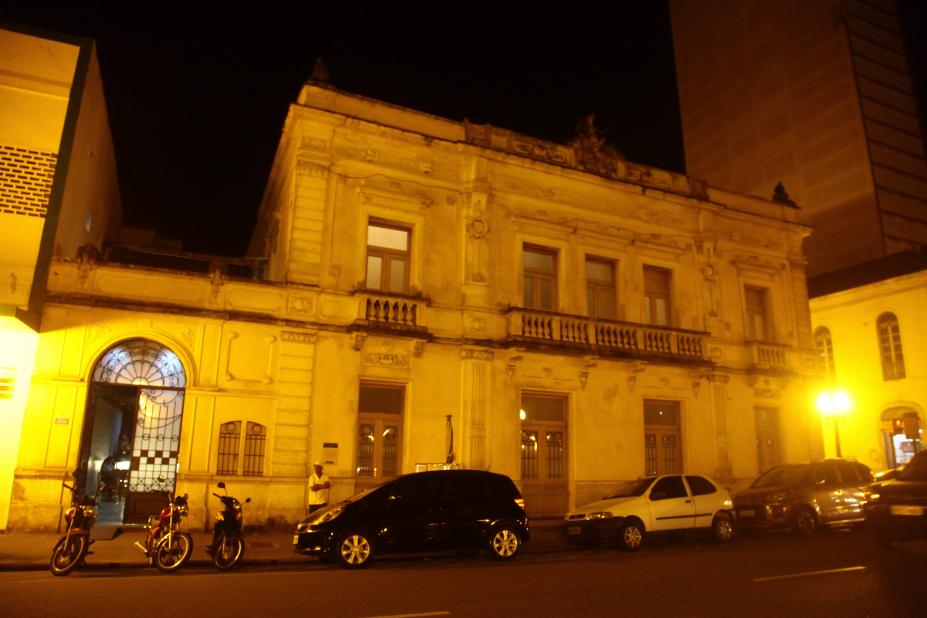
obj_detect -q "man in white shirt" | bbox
[307,462,331,514]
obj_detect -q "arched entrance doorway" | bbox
[77,339,186,524]
[881,407,924,469]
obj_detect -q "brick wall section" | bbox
[0,145,57,218]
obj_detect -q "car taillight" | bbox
[515,498,525,509]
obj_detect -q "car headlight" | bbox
[308,505,344,526]
[585,512,614,520]
[867,492,880,502]
[764,492,787,504]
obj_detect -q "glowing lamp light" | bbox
[519,408,526,421]
[816,390,852,417]
[816,389,852,457]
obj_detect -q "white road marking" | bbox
[363,613,450,618]
[752,566,867,582]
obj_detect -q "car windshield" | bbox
[751,465,807,488]
[604,478,654,499]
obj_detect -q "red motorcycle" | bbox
[134,489,193,572]
[49,483,101,576]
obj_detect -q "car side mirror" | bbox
[217,481,226,489]
[245,497,252,504]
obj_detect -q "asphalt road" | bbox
[2,529,925,618]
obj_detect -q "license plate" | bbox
[567,526,582,536]
[890,505,925,516]
[738,509,755,518]
[292,534,299,545]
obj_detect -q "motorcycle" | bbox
[206,481,251,570]
[49,482,103,576]
[133,479,193,572]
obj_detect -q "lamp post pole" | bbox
[817,389,851,459]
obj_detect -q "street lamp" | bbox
[816,389,852,458]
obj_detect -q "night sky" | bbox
[2,1,926,257]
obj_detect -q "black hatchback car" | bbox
[867,450,927,547]
[293,469,529,568]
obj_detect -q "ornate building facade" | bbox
[7,78,822,530]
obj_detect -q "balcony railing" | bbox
[507,308,706,362]
[354,292,428,334]
[747,341,792,371]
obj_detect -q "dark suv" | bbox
[733,459,872,536]
[293,469,529,568]
[867,449,927,547]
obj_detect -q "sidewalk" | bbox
[0,521,571,572]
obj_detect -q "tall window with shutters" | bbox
[366,220,410,293]
[523,245,558,311]
[643,266,672,326]
[877,312,906,380]
[586,257,616,319]
[814,326,835,381]
[744,286,770,341]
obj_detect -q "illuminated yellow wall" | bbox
[810,270,927,471]
[0,318,38,530]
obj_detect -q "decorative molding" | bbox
[296,160,329,177]
[298,136,329,153]
[353,333,367,351]
[281,331,317,344]
[506,355,523,378]
[181,327,196,350]
[579,371,589,390]
[461,348,494,361]
[334,144,457,182]
[363,353,410,369]
[412,340,426,357]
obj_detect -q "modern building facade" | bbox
[7,72,823,530]
[671,0,927,277]
[671,0,927,472]
[0,25,121,530]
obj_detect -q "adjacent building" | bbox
[0,25,121,530]
[671,0,926,469]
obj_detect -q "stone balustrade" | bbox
[507,308,706,362]
[355,292,427,334]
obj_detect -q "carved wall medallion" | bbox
[288,295,314,314]
[466,216,491,239]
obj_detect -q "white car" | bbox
[563,474,735,550]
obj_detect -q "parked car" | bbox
[866,450,927,547]
[563,474,735,551]
[733,459,872,536]
[293,469,529,568]
[872,464,905,482]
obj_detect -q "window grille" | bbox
[546,431,564,479]
[521,430,539,479]
[217,421,241,475]
[243,422,266,476]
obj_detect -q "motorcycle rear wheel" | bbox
[155,532,193,572]
[50,535,87,576]
[212,532,244,570]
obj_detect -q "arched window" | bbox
[877,313,906,380]
[814,326,835,380]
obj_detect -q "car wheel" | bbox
[712,513,735,543]
[337,532,373,568]
[794,506,817,537]
[488,527,521,561]
[618,519,645,551]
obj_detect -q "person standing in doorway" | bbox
[307,462,331,514]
